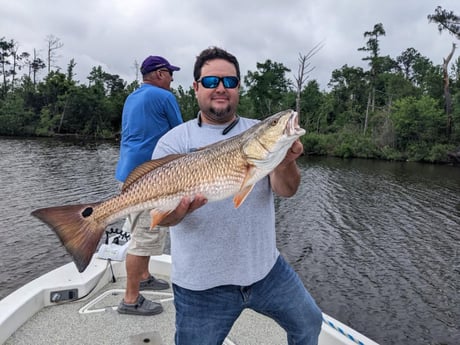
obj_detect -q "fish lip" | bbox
[285,111,304,136]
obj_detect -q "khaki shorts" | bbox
[123,210,168,256]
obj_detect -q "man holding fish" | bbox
[31,47,323,344]
[152,47,322,345]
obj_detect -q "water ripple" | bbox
[276,157,460,345]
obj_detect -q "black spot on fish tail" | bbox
[82,207,93,217]
[31,202,106,272]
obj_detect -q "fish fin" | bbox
[149,209,172,229]
[233,184,255,208]
[233,165,258,208]
[31,203,106,273]
[122,154,185,192]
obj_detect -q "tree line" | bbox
[1,7,459,163]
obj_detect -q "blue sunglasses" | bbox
[197,76,239,89]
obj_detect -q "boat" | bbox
[0,253,380,345]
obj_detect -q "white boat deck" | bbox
[1,255,378,345]
[4,277,288,345]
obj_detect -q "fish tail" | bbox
[31,203,106,273]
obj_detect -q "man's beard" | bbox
[207,105,235,123]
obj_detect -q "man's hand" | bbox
[269,140,304,197]
[280,139,304,166]
[157,194,208,227]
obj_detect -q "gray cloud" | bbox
[2,0,458,91]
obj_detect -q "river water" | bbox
[0,137,459,345]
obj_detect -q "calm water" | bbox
[0,137,459,345]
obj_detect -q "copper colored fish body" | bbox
[32,109,305,272]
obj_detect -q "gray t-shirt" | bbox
[152,117,279,290]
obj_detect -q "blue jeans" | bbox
[173,255,322,345]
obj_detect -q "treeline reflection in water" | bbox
[1,138,459,345]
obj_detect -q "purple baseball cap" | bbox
[140,56,180,75]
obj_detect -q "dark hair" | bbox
[193,46,240,81]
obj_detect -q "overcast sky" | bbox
[2,1,459,91]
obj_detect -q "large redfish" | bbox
[32,109,305,272]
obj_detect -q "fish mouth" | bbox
[286,111,305,136]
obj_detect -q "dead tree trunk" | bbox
[294,43,323,132]
[364,91,371,134]
[443,43,456,138]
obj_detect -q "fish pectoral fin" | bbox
[233,184,255,208]
[149,209,172,229]
[233,165,257,208]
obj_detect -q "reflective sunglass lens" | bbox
[202,77,219,88]
[223,77,239,88]
[199,76,239,89]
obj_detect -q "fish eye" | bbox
[271,119,278,126]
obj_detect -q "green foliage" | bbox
[328,65,368,127]
[451,89,460,142]
[0,93,35,135]
[379,146,405,161]
[332,131,379,159]
[428,6,460,39]
[379,72,418,100]
[1,20,460,164]
[426,143,456,163]
[298,80,324,132]
[244,59,292,117]
[302,131,380,159]
[301,133,329,155]
[237,91,257,118]
[390,95,446,151]
[173,86,199,122]
[35,106,59,136]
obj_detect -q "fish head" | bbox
[242,109,306,170]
